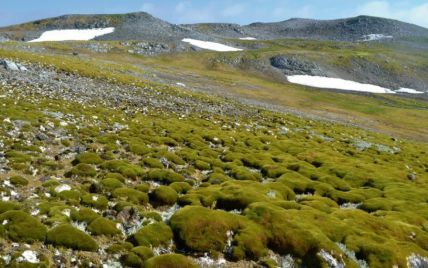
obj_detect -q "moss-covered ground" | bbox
[0,74,427,267]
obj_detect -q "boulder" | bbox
[0,59,27,71]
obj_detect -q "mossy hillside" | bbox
[0,86,427,266]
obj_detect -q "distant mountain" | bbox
[184,16,428,41]
[1,12,427,42]
[0,12,206,42]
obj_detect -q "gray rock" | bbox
[1,60,19,71]
[270,55,325,76]
[0,60,28,71]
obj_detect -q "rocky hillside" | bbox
[1,13,428,42]
[184,15,428,41]
[0,12,206,42]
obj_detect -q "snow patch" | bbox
[396,88,425,94]
[287,75,395,94]
[239,37,257,40]
[182,38,243,52]
[29,28,115,42]
[55,184,71,193]
[17,250,39,264]
[362,34,393,41]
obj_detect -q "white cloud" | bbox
[356,1,428,28]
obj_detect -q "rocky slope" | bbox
[0,55,427,267]
[0,12,206,42]
[1,13,428,43]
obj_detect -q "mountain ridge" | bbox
[1,12,427,42]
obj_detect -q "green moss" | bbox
[87,217,121,236]
[143,157,164,168]
[102,160,144,179]
[122,252,143,267]
[69,163,97,177]
[106,242,134,254]
[145,169,184,184]
[169,182,192,194]
[81,194,109,210]
[113,187,149,205]
[131,246,154,260]
[205,173,230,184]
[74,152,103,165]
[150,186,178,206]
[170,206,267,259]
[144,254,197,268]
[104,172,126,182]
[100,177,124,192]
[0,201,21,214]
[0,210,47,242]
[130,222,173,247]
[46,224,98,251]
[70,207,100,223]
[57,190,81,204]
[9,175,29,186]
[194,160,211,170]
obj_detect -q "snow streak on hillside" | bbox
[287,75,395,94]
[28,28,115,42]
[182,38,242,52]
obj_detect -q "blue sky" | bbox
[1,0,428,28]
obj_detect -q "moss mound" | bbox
[74,152,103,165]
[87,217,121,236]
[0,210,47,242]
[150,186,178,206]
[112,187,149,205]
[46,224,98,251]
[144,254,197,268]
[130,222,173,247]
[9,175,29,186]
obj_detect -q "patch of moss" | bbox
[74,152,103,165]
[87,217,121,236]
[100,177,124,192]
[46,224,98,251]
[9,175,29,186]
[169,182,192,194]
[150,186,178,206]
[70,207,100,223]
[112,187,149,205]
[130,222,173,247]
[69,163,97,177]
[143,157,164,169]
[0,201,21,214]
[81,194,109,210]
[132,246,154,261]
[0,210,46,242]
[144,254,198,268]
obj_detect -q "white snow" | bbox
[362,34,393,41]
[17,250,39,264]
[28,27,115,42]
[396,88,425,94]
[239,37,257,40]
[55,184,71,193]
[182,38,243,52]
[287,75,396,94]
